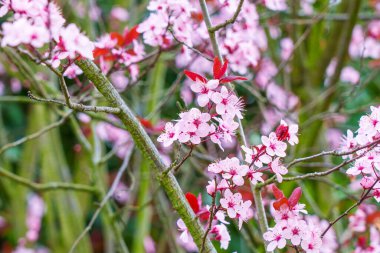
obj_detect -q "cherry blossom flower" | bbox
[301,229,323,253]
[177,219,190,243]
[210,224,231,250]
[235,199,252,229]
[220,189,242,218]
[220,157,248,186]
[283,219,307,245]
[241,145,272,167]
[246,167,264,185]
[190,79,219,107]
[263,226,287,251]
[347,159,373,176]
[157,122,179,147]
[211,86,244,119]
[177,108,211,144]
[270,157,288,183]
[262,132,287,157]
[276,120,299,145]
[56,24,95,60]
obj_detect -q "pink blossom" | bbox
[262,132,287,157]
[301,228,323,253]
[246,167,264,185]
[220,157,248,186]
[110,7,129,21]
[220,189,242,218]
[283,219,307,245]
[341,66,360,84]
[157,122,179,147]
[241,145,272,167]
[63,64,83,79]
[263,226,287,251]
[176,108,211,144]
[264,0,288,11]
[347,159,373,176]
[177,219,190,243]
[210,224,231,249]
[190,79,219,107]
[270,157,288,183]
[56,24,95,60]
[211,86,244,119]
[235,199,252,229]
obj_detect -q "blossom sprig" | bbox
[263,185,326,252]
[241,120,299,183]
[176,192,231,250]
[93,26,146,79]
[157,57,247,150]
[340,106,380,201]
[0,0,94,71]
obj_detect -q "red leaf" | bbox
[272,185,285,200]
[185,192,200,213]
[288,187,302,208]
[137,117,154,129]
[219,59,228,79]
[124,25,139,46]
[273,198,288,211]
[110,32,124,47]
[213,57,229,79]
[199,210,210,221]
[184,70,207,83]
[213,57,222,79]
[219,76,247,84]
[93,48,109,58]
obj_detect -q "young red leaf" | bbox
[93,48,109,58]
[272,185,285,200]
[185,192,200,213]
[219,76,247,84]
[137,117,154,130]
[218,59,228,79]
[273,198,288,211]
[110,32,124,47]
[184,70,207,83]
[288,187,302,208]
[124,25,139,45]
[213,57,222,79]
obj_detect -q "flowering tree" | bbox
[0,0,380,252]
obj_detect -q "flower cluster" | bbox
[158,57,246,149]
[93,26,146,85]
[348,204,380,252]
[264,185,324,252]
[340,106,380,201]
[0,0,94,71]
[177,193,231,250]
[158,56,300,250]
[137,0,194,48]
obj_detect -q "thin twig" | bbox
[209,0,245,32]
[169,28,213,62]
[0,166,98,194]
[0,111,73,155]
[28,91,121,114]
[69,147,133,253]
[286,139,380,169]
[321,179,379,237]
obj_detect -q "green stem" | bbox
[253,188,271,253]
